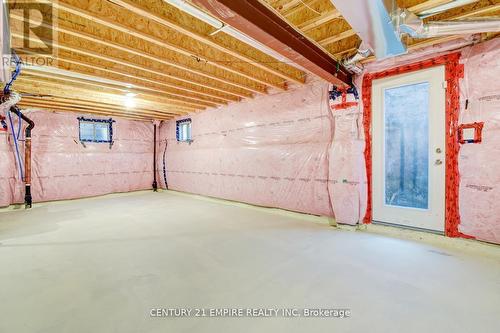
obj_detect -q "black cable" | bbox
[162,138,168,190]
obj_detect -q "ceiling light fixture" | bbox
[124,92,137,109]
[124,97,136,109]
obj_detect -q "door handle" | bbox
[435,159,443,165]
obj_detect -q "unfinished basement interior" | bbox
[1,0,500,332]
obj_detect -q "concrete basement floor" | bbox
[0,191,500,333]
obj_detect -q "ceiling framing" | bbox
[9,0,308,121]
[258,0,500,61]
[7,0,500,121]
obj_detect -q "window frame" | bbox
[176,118,192,143]
[78,117,115,144]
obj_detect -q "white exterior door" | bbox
[372,66,446,232]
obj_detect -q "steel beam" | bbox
[191,0,352,87]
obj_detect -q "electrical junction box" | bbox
[458,122,484,144]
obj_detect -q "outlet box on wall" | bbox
[458,122,484,144]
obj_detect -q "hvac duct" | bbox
[329,0,406,59]
[416,0,479,18]
[398,9,500,38]
[339,1,499,71]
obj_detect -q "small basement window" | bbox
[78,117,114,143]
[176,118,192,142]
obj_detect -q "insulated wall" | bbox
[0,110,154,206]
[361,37,500,244]
[159,38,500,244]
[157,79,335,217]
[456,39,500,243]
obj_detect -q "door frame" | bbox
[361,53,471,238]
[372,66,446,232]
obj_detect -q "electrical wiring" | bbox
[162,138,168,190]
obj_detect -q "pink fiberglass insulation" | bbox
[0,39,498,244]
[327,90,367,225]
[360,37,500,243]
[158,38,500,244]
[0,126,17,207]
[457,38,500,243]
[157,79,335,217]
[0,110,154,206]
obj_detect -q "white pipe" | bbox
[399,7,500,39]
[416,18,500,37]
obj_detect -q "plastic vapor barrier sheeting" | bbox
[158,79,337,218]
[362,37,500,243]
[0,110,154,206]
[1,38,498,244]
[457,38,500,243]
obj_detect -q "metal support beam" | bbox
[191,0,352,87]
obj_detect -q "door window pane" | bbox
[384,82,429,209]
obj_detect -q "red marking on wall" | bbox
[330,89,359,111]
[458,122,484,144]
[362,53,473,239]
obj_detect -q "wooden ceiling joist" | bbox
[19,75,205,113]
[9,13,239,105]
[283,0,323,17]
[280,0,304,12]
[109,0,306,85]
[16,50,241,106]
[18,102,172,121]
[408,0,451,14]
[52,0,288,92]
[20,95,180,115]
[192,0,352,86]
[14,79,196,115]
[8,0,498,122]
[298,9,342,31]
[21,70,217,109]
[10,28,260,99]
[54,56,240,103]
[18,103,170,121]
[19,97,177,119]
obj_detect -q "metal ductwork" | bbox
[333,0,500,72]
[397,9,500,38]
[342,46,371,74]
[416,0,479,19]
[329,0,406,59]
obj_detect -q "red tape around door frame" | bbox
[361,53,473,238]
